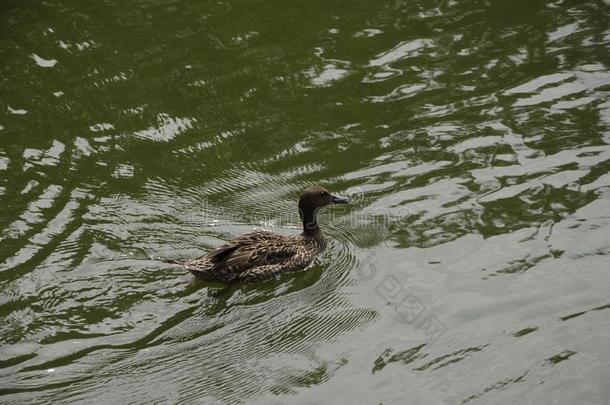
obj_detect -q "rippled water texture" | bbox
[2,0,610,403]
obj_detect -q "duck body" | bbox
[179,230,327,282]
[169,186,348,283]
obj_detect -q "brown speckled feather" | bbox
[178,230,326,282]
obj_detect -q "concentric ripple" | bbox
[1,0,610,403]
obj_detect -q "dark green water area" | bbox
[1,0,610,402]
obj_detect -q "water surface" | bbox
[1,0,610,403]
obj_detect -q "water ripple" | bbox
[1,0,610,402]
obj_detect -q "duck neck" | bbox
[300,206,322,238]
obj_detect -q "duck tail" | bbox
[156,256,185,266]
[162,258,200,273]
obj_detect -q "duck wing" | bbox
[202,231,299,278]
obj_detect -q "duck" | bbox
[167,186,349,282]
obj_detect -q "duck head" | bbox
[298,186,348,234]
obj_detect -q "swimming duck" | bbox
[168,186,349,282]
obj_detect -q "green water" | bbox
[2,0,610,403]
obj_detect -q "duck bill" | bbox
[330,195,349,204]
